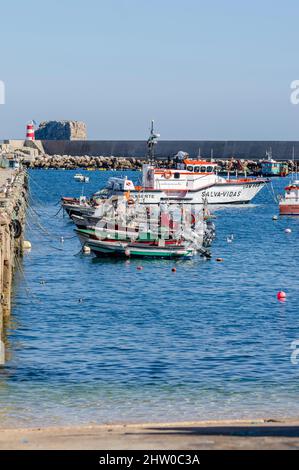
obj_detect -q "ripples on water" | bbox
[0,170,299,427]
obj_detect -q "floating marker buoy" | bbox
[60,236,64,243]
[78,298,83,303]
[137,266,143,270]
[285,228,292,233]
[216,258,224,262]
[272,215,278,221]
[23,240,31,250]
[83,245,91,254]
[172,267,177,272]
[277,291,287,301]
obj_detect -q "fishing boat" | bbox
[279,180,299,215]
[90,122,268,205]
[74,173,89,183]
[279,148,299,215]
[61,195,95,217]
[74,196,215,259]
[261,149,288,177]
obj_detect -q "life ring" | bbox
[164,170,172,179]
[11,219,22,239]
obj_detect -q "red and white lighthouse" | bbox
[26,121,35,141]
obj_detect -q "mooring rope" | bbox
[15,256,42,303]
[265,180,279,203]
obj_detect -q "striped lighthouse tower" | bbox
[26,121,35,141]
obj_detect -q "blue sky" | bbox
[0,0,299,139]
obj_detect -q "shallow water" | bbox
[1,169,299,427]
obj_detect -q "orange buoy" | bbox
[277,291,287,301]
[172,267,177,272]
[216,258,224,262]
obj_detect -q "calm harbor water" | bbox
[1,169,299,427]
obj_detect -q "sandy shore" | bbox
[1,418,299,450]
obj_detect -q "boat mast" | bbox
[147,120,160,162]
[292,145,297,181]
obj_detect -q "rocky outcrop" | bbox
[35,121,87,141]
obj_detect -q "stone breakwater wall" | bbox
[21,154,297,174]
[40,140,299,160]
[0,169,27,362]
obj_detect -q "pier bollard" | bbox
[0,340,5,365]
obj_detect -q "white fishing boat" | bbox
[279,180,299,215]
[279,148,299,215]
[91,122,268,205]
[74,173,89,183]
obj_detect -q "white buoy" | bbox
[23,240,32,250]
[60,236,64,243]
[285,228,292,233]
[272,215,278,221]
[83,245,91,254]
[0,340,5,365]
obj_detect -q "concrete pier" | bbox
[0,167,27,363]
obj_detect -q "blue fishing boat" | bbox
[261,149,288,177]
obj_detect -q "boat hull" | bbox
[88,239,194,258]
[127,181,266,205]
[279,203,299,215]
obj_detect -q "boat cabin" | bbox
[106,177,135,192]
[183,160,219,174]
[261,161,288,177]
[142,160,220,191]
[284,180,299,200]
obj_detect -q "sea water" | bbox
[0,170,299,427]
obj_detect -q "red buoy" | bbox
[137,266,143,271]
[171,267,177,272]
[277,291,287,301]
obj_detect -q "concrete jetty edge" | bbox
[0,167,27,363]
[1,418,299,449]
